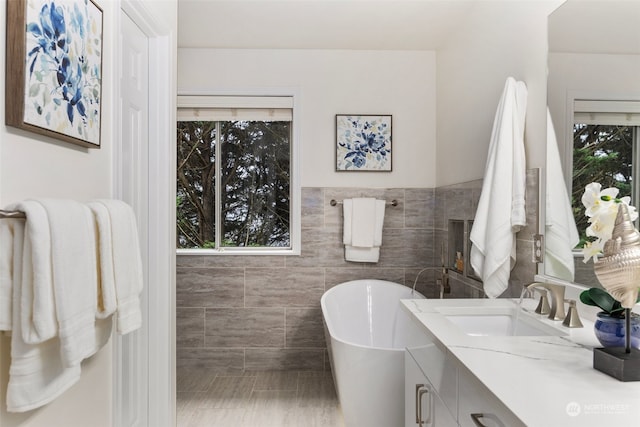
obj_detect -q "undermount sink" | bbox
[438,306,566,337]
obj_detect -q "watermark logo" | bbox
[566,401,631,416]
[566,402,581,417]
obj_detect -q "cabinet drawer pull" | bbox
[417,387,431,425]
[470,413,505,427]
[470,413,488,427]
[415,384,425,424]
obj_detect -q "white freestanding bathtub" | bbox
[320,279,426,427]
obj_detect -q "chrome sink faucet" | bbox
[526,282,565,321]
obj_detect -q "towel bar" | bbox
[0,209,26,219]
[330,199,398,207]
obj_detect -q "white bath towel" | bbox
[89,200,144,334]
[4,201,57,344]
[343,199,353,245]
[351,198,376,247]
[37,199,99,368]
[87,201,118,319]
[5,219,82,413]
[343,198,386,263]
[0,219,16,330]
[545,108,580,281]
[470,77,528,298]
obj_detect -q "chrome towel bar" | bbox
[0,209,26,219]
[330,199,398,207]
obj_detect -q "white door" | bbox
[117,10,149,427]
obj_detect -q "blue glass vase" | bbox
[594,312,640,349]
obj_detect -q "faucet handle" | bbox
[562,299,583,328]
[533,289,551,315]
[527,282,566,321]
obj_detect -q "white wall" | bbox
[0,0,114,424]
[179,2,563,190]
[0,0,177,426]
[436,0,564,187]
[547,52,640,173]
[178,48,437,188]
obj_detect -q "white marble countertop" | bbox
[401,298,640,426]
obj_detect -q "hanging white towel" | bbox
[87,201,118,319]
[0,219,15,330]
[352,198,376,247]
[88,199,144,334]
[470,77,528,298]
[4,219,82,413]
[4,200,57,345]
[343,199,353,245]
[1,200,114,412]
[545,108,580,281]
[343,198,386,262]
[37,199,100,368]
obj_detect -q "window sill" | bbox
[176,247,300,256]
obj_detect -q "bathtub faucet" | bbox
[412,267,448,298]
[412,268,428,294]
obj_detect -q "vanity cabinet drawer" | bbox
[405,352,458,427]
[457,366,525,427]
[407,342,457,415]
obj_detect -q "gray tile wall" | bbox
[176,176,540,372]
[177,187,438,372]
[433,179,483,299]
[434,169,540,298]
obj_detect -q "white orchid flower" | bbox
[582,183,619,218]
[586,216,615,242]
[582,240,604,263]
[581,182,639,264]
[581,182,601,212]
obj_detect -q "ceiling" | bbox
[178,1,640,53]
[177,0,477,50]
[548,0,640,55]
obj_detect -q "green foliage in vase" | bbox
[580,287,640,318]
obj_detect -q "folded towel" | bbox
[343,198,386,263]
[89,200,144,334]
[343,199,353,245]
[545,108,579,281]
[37,199,99,368]
[4,201,57,344]
[351,198,376,247]
[87,202,118,319]
[470,77,528,298]
[0,219,16,330]
[344,246,381,263]
[373,200,385,248]
[5,219,82,413]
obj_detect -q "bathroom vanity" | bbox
[402,298,640,427]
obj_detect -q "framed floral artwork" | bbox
[5,0,103,148]
[336,114,392,171]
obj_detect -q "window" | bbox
[176,95,299,254]
[571,100,640,246]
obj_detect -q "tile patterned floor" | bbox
[177,369,345,427]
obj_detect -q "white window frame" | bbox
[176,91,301,256]
[572,98,640,209]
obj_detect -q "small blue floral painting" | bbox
[23,0,102,146]
[336,115,392,171]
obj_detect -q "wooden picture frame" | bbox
[6,0,104,148]
[336,114,392,171]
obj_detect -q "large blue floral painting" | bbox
[336,115,392,171]
[6,0,103,148]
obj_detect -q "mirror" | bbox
[545,0,640,286]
